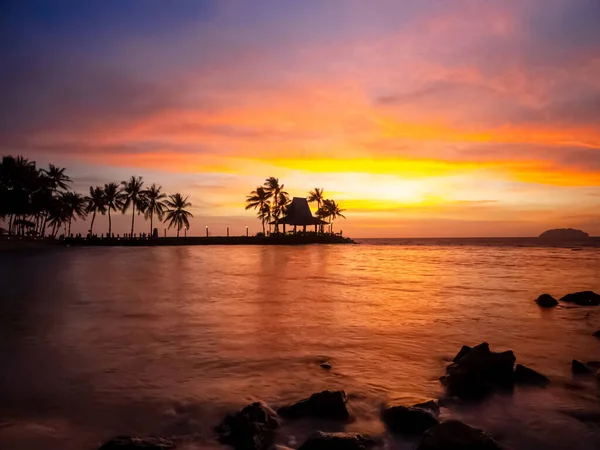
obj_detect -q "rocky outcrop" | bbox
[278,390,349,421]
[412,400,440,417]
[560,291,600,306]
[594,330,600,338]
[215,402,279,450]
[539,228,589,240]
[441,343,516,399]
[572,360,594,374]
[535,294,558,308]
[98,436,174,450]
[298,432,377,450]
[381,405,439,435]
[453,345,473,362]
[417,420,502,450]
[514,364,549,386]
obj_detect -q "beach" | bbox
[1,240,599,449]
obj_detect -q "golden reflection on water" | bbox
[1,244,600,450]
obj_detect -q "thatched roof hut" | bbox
[270,197,327,230]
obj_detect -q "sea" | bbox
[1,238,600,450]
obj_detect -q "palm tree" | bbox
[42,164,71,192]
[320,199,346,233]
[103,182,124,237]
[164,193,193,237]
[245,186,271,234]
[61,191,88,236]
[121,176,145,236]
[308,188,325,233]
[263,177,287,233]
[87,186,106,235]
[143,184,167,235]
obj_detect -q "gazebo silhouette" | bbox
[270,197,328,234]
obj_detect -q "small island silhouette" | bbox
[538,228,589,240]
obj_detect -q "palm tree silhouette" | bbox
[320,199,346,233]
[42,164,71,192]
[308,188,325,233]
[143,183,167,235]
[164,193,193,237]
[121,176,145,236]
[103,182,124,237]
[245,186,271,234]
[263,177,288,233]
[87,186,106,235]
[61,191,88,236]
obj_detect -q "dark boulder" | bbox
[412,400,440,417]
[215,402,279,450]
[593,330,600,338]
[381,405,439,435]
[560,291,600,306]
[416,420,502,450]
[514,364,549,386]
[298,432,376,450]
[452,345,473,362]
[572,360,593,375]
[535,294,558,308]
[278,390,349,420]
[98,436,174,450]
[441,343,516,399]
[320,362,332,370]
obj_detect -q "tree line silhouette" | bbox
[0,155,193,238]
[245,178,345,234]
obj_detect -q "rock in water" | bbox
[215,402,279,450]
[98,436,174,450]
[594,330,600,338]
[278,390,349,420]
[452,345,473,362]
[412,400,440,417]
[298,432,376,450]
[416,420,502,450]
[572,360,594,375]
[381,405,439,435]
[320,362,332,370]
[539,228,589,240]
[560,291,600,306]
[441,342,516,399]
[514,364,549,386]
[535,294,558,308]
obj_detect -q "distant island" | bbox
[538,228,589,240]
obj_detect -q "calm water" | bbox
[1,240,600,450]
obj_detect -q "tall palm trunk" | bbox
[68,217,72,236]
[177,226,180,238]
[149,212,153,235]
[130,203,136,236]
[261,218,265,234]
[90,210,96,234]
[8,214,13,235]
[108,209,112,236]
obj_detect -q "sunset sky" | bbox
[2,0,600,237]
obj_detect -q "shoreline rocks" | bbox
[381,405,439,435]
[298,432,377,450]
[215,402,279,450]
[560,291,600,306]
[441,343,516,399]
[278,390,350,421]
[572,360,594,375]
[98,436,174,450]
[514,364,549,386]
[535,294,558,308]
[416,420,502,450]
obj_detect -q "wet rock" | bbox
[594,330,600,338]
[298,431,376,450]
[215,402,279,450]
[278,390,349,421]
[381,405,439,435]
[412,400,440,417]
[572,360,593,374]
[560,291,600,306]
[441,342,516,399]
[514,364,549,386]
[98,436,174,450]
[535,294,558,308]
[452,345,473,362]
[320,362,332,370]
[416,420,502,450]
